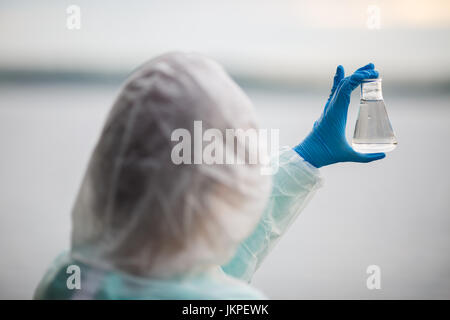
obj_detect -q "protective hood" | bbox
[70,52,271,278]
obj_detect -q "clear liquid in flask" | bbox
[352,99,397,153]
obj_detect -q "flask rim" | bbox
[361,78,382,83]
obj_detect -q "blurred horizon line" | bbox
[1,68,449,96]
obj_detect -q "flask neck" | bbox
[361,79,383,100]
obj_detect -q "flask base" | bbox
[352,142,397,153]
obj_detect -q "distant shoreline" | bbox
[1,69,449,96]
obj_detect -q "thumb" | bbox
[352,152,386,163]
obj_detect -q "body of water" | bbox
[0,83,449,299]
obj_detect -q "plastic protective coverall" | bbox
[34,52,323,300]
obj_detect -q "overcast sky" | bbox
[0,0,449,83]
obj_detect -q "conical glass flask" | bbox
[352,78,397,153]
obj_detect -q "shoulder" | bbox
[201,267,267,300]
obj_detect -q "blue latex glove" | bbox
[294,63,386,168]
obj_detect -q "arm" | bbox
[222,63,385,282]
[221,147,323,282]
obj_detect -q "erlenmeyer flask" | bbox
[352,78,397,153]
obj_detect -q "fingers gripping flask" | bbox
[352,78,397,153]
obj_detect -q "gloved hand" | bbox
[293,63,386,168]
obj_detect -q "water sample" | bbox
[352,78,397,153]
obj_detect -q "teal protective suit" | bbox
[34,148,322,299]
